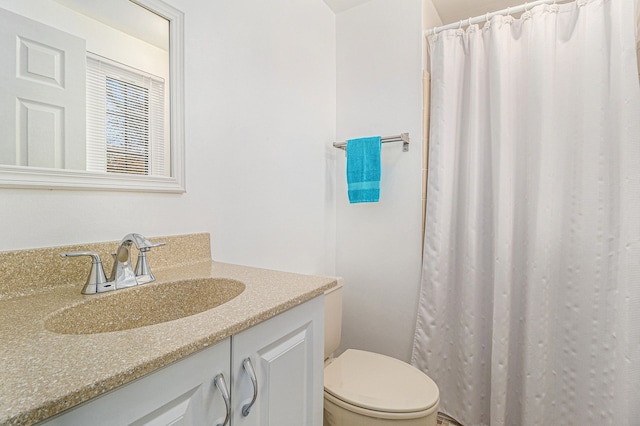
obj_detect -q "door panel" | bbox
[261,328,309,425]
[232,297,324,426]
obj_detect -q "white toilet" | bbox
[323,280,440,426]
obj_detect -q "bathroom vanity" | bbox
[41,297,323,425]
[0,233,335,426]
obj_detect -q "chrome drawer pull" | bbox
[213,374,231,426]
[242,358,258,416]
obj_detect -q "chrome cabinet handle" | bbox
[241,358,258,416]
[213,374,231,426]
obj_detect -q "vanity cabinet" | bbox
[39,296,324,426]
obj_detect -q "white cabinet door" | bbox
[231,296,324,426]
[40,338,231,426]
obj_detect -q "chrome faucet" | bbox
[61,233,166,294]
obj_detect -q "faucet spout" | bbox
[111,241,138,289]
[112,233,166,288]
[120,233,158,251]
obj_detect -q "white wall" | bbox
[0,0,446,363]
[0,0,337,277]
[335,0,424,362]
[423,0,444,57]
[199,0,337,274]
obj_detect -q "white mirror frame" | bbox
[0,0,185,193]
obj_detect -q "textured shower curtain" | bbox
[411,1,640,425]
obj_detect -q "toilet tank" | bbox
[324,278,344,359]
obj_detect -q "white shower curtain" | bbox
[412,1,640,425]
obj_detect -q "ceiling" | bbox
[431,0,528,24]
[54,0,169,50]
[322,0,372,13]
[322,0,529,24]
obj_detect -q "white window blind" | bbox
[86,54,165,176]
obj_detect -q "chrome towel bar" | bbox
[333,133,410,152]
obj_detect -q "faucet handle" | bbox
[134,240,166,285]
[138,241,166,252]
[60,251,113,294]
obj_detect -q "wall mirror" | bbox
[0,0,184,192]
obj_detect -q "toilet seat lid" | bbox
[324,349,439,414]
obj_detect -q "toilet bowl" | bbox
[323,280,439,426]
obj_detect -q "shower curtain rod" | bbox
[425,0,570,36]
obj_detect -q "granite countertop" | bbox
[0,260,337,426]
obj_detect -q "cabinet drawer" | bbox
[39,338,231,426]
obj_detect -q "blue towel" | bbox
[346,136,381,203]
